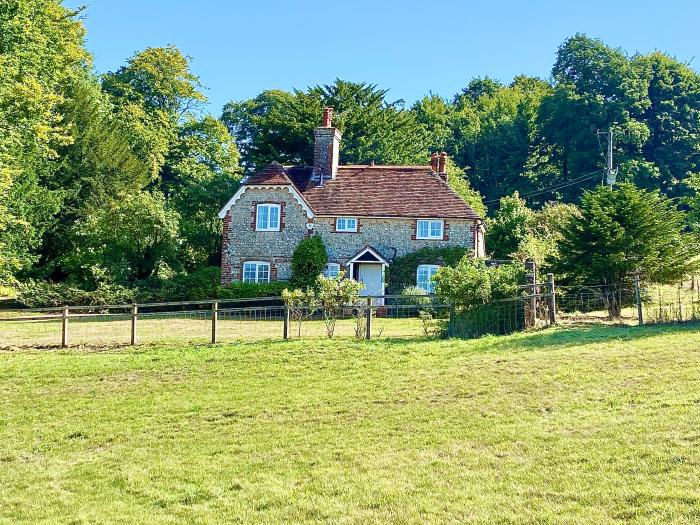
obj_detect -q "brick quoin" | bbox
[220,213,233,284]
[280,202,286,231]
[250,201,258,229]
[410,219,417,241]
[443,221,450,241]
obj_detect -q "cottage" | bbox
[218,108,485,296]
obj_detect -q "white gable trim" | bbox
[346,246,390,266]
[218,184,315,219]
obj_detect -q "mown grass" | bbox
[1,324,700,523]
[0,314,435,348]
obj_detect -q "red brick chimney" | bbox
[313,107,342,185]
[437,151,448,179]
[430,152,439,172]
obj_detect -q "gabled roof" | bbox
[235,162,482,220]
[241,161,293,186]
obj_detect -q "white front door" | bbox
[357,263,384,298]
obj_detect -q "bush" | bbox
[16,281,136,308]
[434,257,525,308]
[291,236,328,289]
[217,281,288,300]
[135,266,221,302]
[387,247,469,294]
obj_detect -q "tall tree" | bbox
[449,76,551,205]
[163,116,242,268]
[537,34,650,194]
[0,0,89,281]
[632,52,700,195]
[222,80,429,171]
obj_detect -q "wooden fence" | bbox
[0,295,456,348]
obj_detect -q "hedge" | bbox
[15,267,290,307]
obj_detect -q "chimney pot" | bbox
[431,152,439,172]
[437,151,448,174]
[322,107,333,127]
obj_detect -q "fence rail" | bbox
[5,274,698,349]
[0,294,461,348]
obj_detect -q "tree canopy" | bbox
[2,3,700,301]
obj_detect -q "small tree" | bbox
[282,287,318,337]
[556,183,700,316]
[291,236,328,289]
[315,271,364,338]
[556,183,699,285]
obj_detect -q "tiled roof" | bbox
[241,162,293,186]
[245,163,482,220]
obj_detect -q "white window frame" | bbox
[323,263,341,279]
[256,203,281,231]
[335,217,358,232]
[416,264,440,293]
[242,261,271,283]
[416,219,444,240]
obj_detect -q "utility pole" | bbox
[598,129,618,188]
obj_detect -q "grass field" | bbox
[0,314,436,348]
[1,324,700,523]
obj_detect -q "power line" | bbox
[484,169,605,204]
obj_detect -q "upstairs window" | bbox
[416,219,444,240]
[336,217,358,232]
[256,204,280,231]
[243,261,270,283]
[416,264,440,293]
[323,263,341,279]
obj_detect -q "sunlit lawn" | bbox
[1,324,700,523]
[0,314,430,348]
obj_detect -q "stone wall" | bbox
[314,217,475,266]
[221,187,310,284]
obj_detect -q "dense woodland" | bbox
[2,1,700,304]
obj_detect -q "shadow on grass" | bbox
[354,320,700,353]
[460,321,700,352]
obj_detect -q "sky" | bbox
[66,0,700,115]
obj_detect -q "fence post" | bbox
[525,259,537,327]
[365,297,372,340]
[448,304,455,337]
[211,301,218,344]
[61,306,69,347]
[547,273,556,325]
[283,303,290,340]
[634,272,644,326]
[130,304,138,346]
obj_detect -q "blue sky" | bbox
[67,0,700,115]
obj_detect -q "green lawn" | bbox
[1,325,700,524]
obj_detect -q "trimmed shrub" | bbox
[387,247,469,294]
[291,236,328,289]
